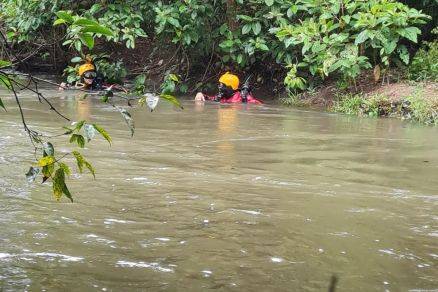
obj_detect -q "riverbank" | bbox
[281,80,438,126]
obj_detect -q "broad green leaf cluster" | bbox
[0,0,433,92]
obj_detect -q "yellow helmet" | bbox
[78,62,95,77]
[219,72,239,90]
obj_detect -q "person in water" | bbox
[59,61,126,92]
[195,72,262,104]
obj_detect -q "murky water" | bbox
[0,87,437,291]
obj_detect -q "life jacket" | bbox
[205,91,263,104]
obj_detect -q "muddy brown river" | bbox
[0,87,437,291]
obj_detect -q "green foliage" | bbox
[274,0,429,90]
[95,59,127,84]
[408,38,438,82]
[54,10,114,52]
[1,0,432,94]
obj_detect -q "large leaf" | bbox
[242,24,251,35]
[355,30,369,45]
[159,94,183,109]
[79,33,95,50]
[53,18,66,26]
[74,18,99,27]
[52,167,73,202]
[397,27,421,43]
[56,11,74,24]
[252,22,262,35]
[92,124,112,145]
[81,25,114,37]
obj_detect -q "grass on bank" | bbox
[332,90,438,125]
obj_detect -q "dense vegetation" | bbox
[0,0,435,93]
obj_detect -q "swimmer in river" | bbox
[194,72,262,104]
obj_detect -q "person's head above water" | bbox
[218,72,239,98]
[78,62,96,86]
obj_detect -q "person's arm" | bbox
[195,92,205,101]
[58,82,72,91]
[195,92,219,101]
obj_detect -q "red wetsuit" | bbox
[204,91,263,104]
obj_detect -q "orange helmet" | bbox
[219,72,239,90]
[78,62,95,77]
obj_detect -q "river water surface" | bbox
[0,87,437,291]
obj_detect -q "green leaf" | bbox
[70,134,85,148]
[242,24,251,35]
[72,151,84,173]
[0,60,12,68]
[265,0,274,6]
[58,162,71,176]
[56,11,74,24]
[84,160,95,179]
[398,45,410,64]
[81,25,114,37]
[252,22,262,35]
[74,40,82,52]
[167,17,181,28]
[38,156,55,167]
[53,18,66,26]
[52,167,73,202]
[0,75,12,90]
[302,40,312,54]
[74,120,85,131]
[92,124,112,145]
[71,57,82,63]
[0,98,5,111]
[398,27,421,43]
[355,30,369,45]
[26,167,40,183]
[42,163,54,182]
[79,33,95,50]
[160,94,183,109]
[384,40,397,54]
[74,18,99,27]
[72,151,94,179]
[76,135,85,148]
[258,43,269,51]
